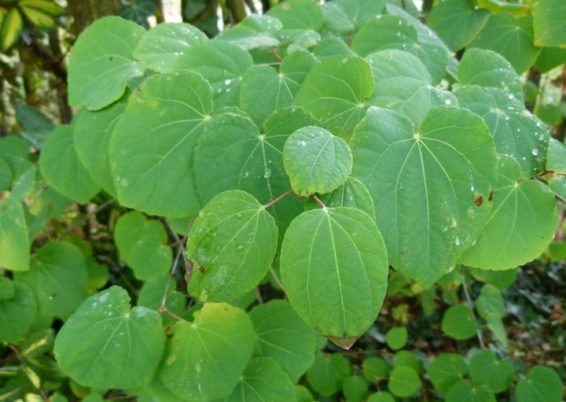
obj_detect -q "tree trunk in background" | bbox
[67,0,121,35]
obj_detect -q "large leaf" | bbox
[267,0,324,31]
[114,212,172,280]
[68,16,145,110]
[468,13,540,73]
[173,40,252,108]
[322,0,385,34]
[39,125,100,203]
[109,72,212,218]
[250,300,316,382]
[187,190,278,301]
[54,286,165,390]
[533,0,566,47]
[280,207,388,338]
[351,107,496,285]
[74,98,127,196]
[469,350,514,394]
[222,357,296,402]
[294,56,374,138]
[283,126,352,196]
[0,198,30,271]
[460,156,558,270]
[15,241,88,320]
[159,303,255,401]
[217,15,282,50]
[133,23,207,73]
[427,0,490,51]
[0,282,36,343]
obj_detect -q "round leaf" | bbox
[308,177,376,220]
[280,207,388,338]
[343,376,369,402]
[283,126,352,196]
[516,366,563,402]
[0,282,36,343]
[469,350,514,393]
[441,305,478,340]
[54,286,165,389]
[187,190,278,301]
[446,381,496,402]
[427,353,468,395]
[386,327,408,350]
[388,366,421,397]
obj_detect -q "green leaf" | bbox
[217,15,282,50]
[15,241,88,320]
[533,0,566,47]
[445,381,496,402]
[74,97,127,196]
[280,50,318,86]
[109,72,212,218]
[0,282,36,343]
[187,190,278,301]
[222,357,296,402]
[283,126,352,196]
[343,376,369,402]
[114,212,172,280]
[351,107,496,285]
[362,357,390,381]
[516,366,563,402]
[0,198,30,271]
[388,366,422,397]
[475,284,505,321]
[427,353,468,395]
[458,48,524,101]
[250,300,316,382]
[133,23,207,73]
[54,286,165,389]
[322,0,385,34]
[0,158,12,191]
[313,36,356,58]
[455,85,549,176]
[295,385,313,402]
[280,207,388,338]
[441,305,478,340]
[159,303,255,401]
[535,47,566,73]
[548,176,566,201]
[15,103,54,147]
[173,40,252,108]
[308,177,376,220]
[39,125,100,203]
[240,65,299,125]
[468,13,540,73]
[0,277,14,299]
[306,353,351,397]
[294,56,374,138]
[267,0,324,31]
[460,156,558,270]
[546,138,566,174]
[386,327,408,350]
[352,15,448,83]
[367,392,395,402]
[194,108,309,234]
[392,350,421,373]
[138,274,185,326]
[427,0,490,51]
[469,350,514,393]
[68,16,145,110]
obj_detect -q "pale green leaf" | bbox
[385,327,407,350]
[54,286,165,389]
[0,198,30,271]
[280,207,388,338]
[134,23,207,73]
[351,107,496,285]
[294,56,374,138]
[187,190,278,301]
[283,126,352,196]
[309,177,376,220]
[546,138,566,174]
[267,0,324,31]
[109,72,212,218]
[250,300,316,382]
[159,303,255,401]
[322,0,385,34]
[68,16,145,110]
[460,156,558,270]
[39,125,100,203]
[533,0,566,47]
[15,241,88,320]
[114,211,172,280]
[217,15,282,50]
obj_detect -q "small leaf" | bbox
[388,366,422,397]
[0,282,36,343]
[187,190,278,301]
[280,207,388,338]
[39,125,100,203]
[385,327,408,350]
[427,353,468,395]
[114,212,172,280]
[546,138,566,174]
[516,366,563,402]
[223,357,296,402]
[217,15,282,50]
[343,376,369,402]
[306,353,351,397]
[469,350,514,393]
[362,357,390,381]
[475,284,505,321]
[134,23,207,73]
[283,126,352,196]
[250,300,316,382]
[533,0,566,47]
[68,16,145,110]
[159,303,255,401]
[308,177,376,220]
[54,286,165,389]
[0,198,30,271]
[441,305,478,340]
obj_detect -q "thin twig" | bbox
[263,190,292,209]
[312,195,326,209]
[461,269,486,349]
[270,47,282,61]
[59,199,115,238]
[160,235,187,308]
[270,267,286,295]
[159,306,183,321]
[256,287,264,304]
